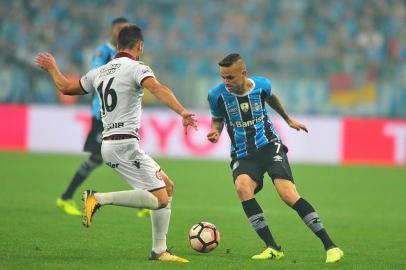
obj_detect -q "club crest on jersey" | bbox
[240,102,250,113]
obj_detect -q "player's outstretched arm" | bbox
[34,52,85,96]
[266,93,308,133]
[142,77,197,134]
[207,118,224,143]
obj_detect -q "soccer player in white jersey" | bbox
[35,24,197,263]
[56,17,129,217]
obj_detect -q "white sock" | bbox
[94,190,159,209]
[151,197,172,254]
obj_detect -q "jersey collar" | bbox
[225,78,256,97]
[115,52,136,60]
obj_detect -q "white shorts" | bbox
[101,138,166,191]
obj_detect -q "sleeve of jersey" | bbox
[92,46,107,68]
[79,69,97,94]
[207,90,223,119]
[134,65,155,87]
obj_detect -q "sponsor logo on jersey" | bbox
[232,161,239,171]
[106,162,120,168]
[233,115,264,128]
[142,68,151,74]
[253,102,262,112]
[106,122,124,131]
[100,63,121,76]
[227,106,239,115]
[132,160,141,168]
[273,155,283,162]
[240,102,250,113]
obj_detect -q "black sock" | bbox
[61,157,101,200]
[292,198,335,250]
[242,198,279,249]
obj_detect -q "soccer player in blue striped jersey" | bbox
[207,53,343,263]
[56,17,129,216]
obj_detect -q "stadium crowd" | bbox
[1,0,406,115]
[2,0,406,76]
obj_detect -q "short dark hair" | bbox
[118,24,143,50]
[218,53,242,67]
[112,17,128,26]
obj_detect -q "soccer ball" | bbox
[188,222,220,253]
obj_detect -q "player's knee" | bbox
[236,184,254,200]
[151,188,169,209]
[157,197,169,209]
[275,180,299,206]
[279,191,299,206]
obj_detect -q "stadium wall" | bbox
[0,104,405,166]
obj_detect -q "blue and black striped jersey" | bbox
[90,42,116,119]
[208,76,281,160]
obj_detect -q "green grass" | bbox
[0,152,405,270]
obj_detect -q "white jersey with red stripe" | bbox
[80,52,154,138]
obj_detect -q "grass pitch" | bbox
[0,152,405,270]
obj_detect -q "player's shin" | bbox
[292,198,335,250]
[151,196,172,254]
[242,198,280,249]
[94,190,159,209]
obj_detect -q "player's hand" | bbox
[34,52,57,71]
[181,111,197,135]
[287,118,308,133]
[207,129,220,143]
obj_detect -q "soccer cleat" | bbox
[251,246,284,260]
[326,247,344,263]
[149,251,189,263]
[82,190,100,228]
[56,198,82,216]
[137,208,151,218]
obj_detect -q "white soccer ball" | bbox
[188,221,220,253]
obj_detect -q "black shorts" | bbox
[230,142,294,194]
[83,117,103,155]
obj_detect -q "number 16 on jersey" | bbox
[97,77,117,115]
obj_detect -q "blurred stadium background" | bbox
[1,0,406,114]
